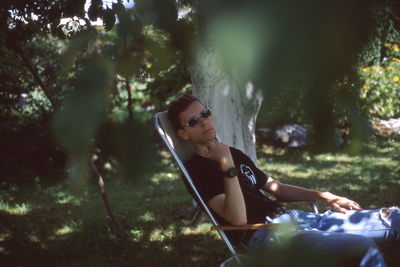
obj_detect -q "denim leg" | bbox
[246,226,387,266]
[288,207,400,241]
[289,231,387,267]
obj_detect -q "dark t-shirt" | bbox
[185,147,284,246]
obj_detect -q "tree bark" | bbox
[189,47,263,162]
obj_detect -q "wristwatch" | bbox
[222,167,238,178]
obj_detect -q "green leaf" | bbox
[88,3,103,22]
[116,52,141,78]
[112,2,126,16]
[103,8,116,31]
[53,57,113,153]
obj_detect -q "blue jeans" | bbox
[245,207,400,266]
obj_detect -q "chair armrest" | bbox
[211,223,282,231]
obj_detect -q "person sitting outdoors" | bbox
[167,94,399,266]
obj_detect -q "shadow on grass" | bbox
[1,135,399,266]
[0,174,230,266]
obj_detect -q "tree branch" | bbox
[125,78,133,119]
[13,40,58,110]
[91,157,126,237]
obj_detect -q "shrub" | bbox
[359,43,400,119]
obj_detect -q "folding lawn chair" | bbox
[153,111,318,267]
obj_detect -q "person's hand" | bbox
[322,192,362,213]
[203,140,233,170]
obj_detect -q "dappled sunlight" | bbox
[0,201,31,215]
[27,233,41,243]
[0,245,9,255]
[51,191,83,205]
[129,229,144,242]
[139,211,155,222]
[313,153,361,163]
[181,223,221,240]
[149,228,166,242]
[150,172,178,184]
[0,137,397,265]
[148,225,178,242]
[55,225,74,236]
[54,221,81,237]
[0,230,12,242]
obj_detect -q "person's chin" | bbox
[204,130,216,140]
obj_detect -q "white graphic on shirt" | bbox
[240,164,257,186]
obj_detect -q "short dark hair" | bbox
[167,94,202,130]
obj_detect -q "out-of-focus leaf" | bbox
[67,152,90,193]
[48,4,62,23]
[135,0,177,33]
[116,10,142,41]
[98,117,154,180]
[88,0,104,22]
[56,24,66,39]
[50,19,61,36]
[112,2,126,16]
[53,56,113,185]
[61,31,97,67]
[53,56,113,154]
[116,51,142,78]
[103,8,116,31]
[63,0,86,18]
[145,39,174,73]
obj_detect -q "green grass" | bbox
[0,135,399,266]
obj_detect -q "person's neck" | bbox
[193,143,209,157]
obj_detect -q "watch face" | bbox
[225,167,237,177]
[228,168,236,177]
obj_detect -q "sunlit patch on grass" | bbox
[54,221,80,236]
[162,245,172,252]
[0,201,31,215]
[129,229,144,242]
[56,193,82,205]
[28,233,41,243]
[0,230,11,242]
[0,245,10,255]
[151,172,178,184]
[345,183,363,190]
[49,189,83,205]
[139,212,155,222]
[181,223,220,239]
[149,228,164,242]
[149,225,177,242]
[103,161,113,170]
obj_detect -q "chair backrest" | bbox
[153,111,240,262]
[155,111,194,162]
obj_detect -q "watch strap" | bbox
[222,167,238,178]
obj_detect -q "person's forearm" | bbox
[268,182,327,202]
[220,159,247,225]
[264,179,361,212]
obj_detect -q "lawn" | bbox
[0,135,399,266]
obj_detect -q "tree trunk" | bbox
[189,48,263,162]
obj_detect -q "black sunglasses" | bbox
[184,108,212,127]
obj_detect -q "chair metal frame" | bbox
[154,111,242,265]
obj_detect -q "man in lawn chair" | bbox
[167,94,400,266]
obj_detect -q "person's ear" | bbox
[177,128,189,140]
